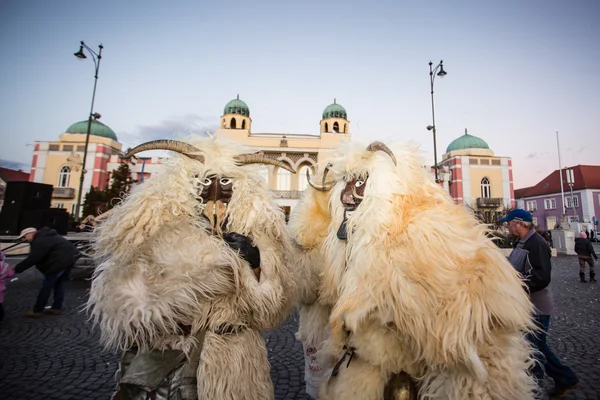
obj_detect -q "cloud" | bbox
[0,158,30,171]
[120,114,220,147]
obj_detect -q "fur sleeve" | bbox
[237,233,297,331]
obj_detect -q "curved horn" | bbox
[235,154,296,174]
[306,168,332,192]
[125,140,205,162]
[322,163,332,188]
[366,141,397,166]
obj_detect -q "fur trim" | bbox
[88,135,297,354]
[312,141,536,399]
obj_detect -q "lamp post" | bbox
[73,41,103,220]
[428,60,447,183]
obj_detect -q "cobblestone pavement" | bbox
[1,250,599,400]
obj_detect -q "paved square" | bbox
[1,252,598,399]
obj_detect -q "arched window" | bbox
[259,166,270,186]
[241,119,246,129]
[343,123,347,133]
[333,122,340,133]
[325,122,329,132]
[58,166,71,187]
[276,167,291,190]
[230,117,237,129]
[298,165,313,191]
[481,177,491,198]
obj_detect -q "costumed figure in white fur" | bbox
[88,136,297,400]
[288,172,335,399]
[304,141,536,400]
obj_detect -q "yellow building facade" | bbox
[215,96,352,213]
[439,129,515,211]
[30,118,122,216]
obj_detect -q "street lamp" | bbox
[73,41,103,220]
[428,60,447,183]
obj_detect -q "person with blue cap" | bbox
[500,208,579,397]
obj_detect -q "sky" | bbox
[0,0,598,189]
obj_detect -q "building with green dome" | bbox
[320,99,349,134]
[65,119,119,141]
[216,96,351,216]
[440,129,514,211]
[28,117,123,217]
[445,129,491,154]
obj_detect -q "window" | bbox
[333,122,340,133]
[241,120,246,129]
[49,144,60,151]
[62,145,73,151]
[77,145,86,151]
[480,159,490,165]
[532,217,538,226]
[526,200,537,211]
[491,159,501,166]
[298,165,312,191]
[56,203,64,209]
[57,166,71,187]
[259,167,270,185]
[480,177,491,198]
[276,168,291,190]
[568,216,579,223]
[325,122,329,132]
[230,118,237,129]
[544,198,556,210]
[565,196,579,208]
[469,158,478,165]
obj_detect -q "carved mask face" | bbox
[340,176,368,212]
[199,175,233,204]
[198,175,234,236]
[337,175,368,240]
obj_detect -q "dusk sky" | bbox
[1,0,598,189]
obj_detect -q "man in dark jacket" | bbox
[574,231,598,282]
[14,227,80,318]
[501,209,579,398]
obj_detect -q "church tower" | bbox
[220,95,252,132]
[320,99,349,134]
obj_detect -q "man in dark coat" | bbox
[14,227,80,317]
[574,231,598,282]
[501,209,579,398]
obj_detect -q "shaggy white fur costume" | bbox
[289,184,334,398]
[88,135,297,400]
[301,142,536,400]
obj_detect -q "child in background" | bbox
[0,251,16,322]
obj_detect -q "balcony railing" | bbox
[273,190,302,199]
[476,197,504,208]
[53,187,76,199]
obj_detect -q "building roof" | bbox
[515,165,600,198]
[66,119,118,141]
[223,95,250,117]
[446,129,489,153]
[0,167,30,183]
[322,99,347,119]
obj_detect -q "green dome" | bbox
[223,95,250,117]
[446,129,489,153]
[65,119,118,141]
[322,99,347,119]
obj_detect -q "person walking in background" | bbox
[0,251,16,322]
[500,209,579,398]
[574,231,598,283]
[13,227,80,318]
